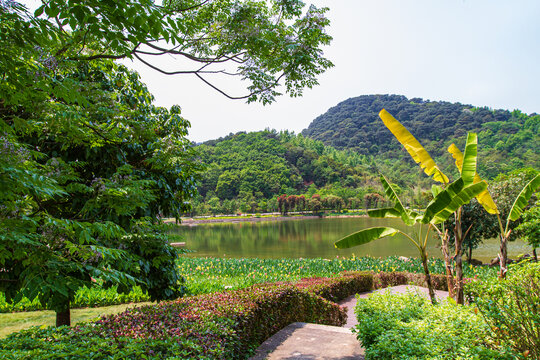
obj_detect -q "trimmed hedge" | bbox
[0,284,346,359]
[371,271,450,291]
[1,270,455,359]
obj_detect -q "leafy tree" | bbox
[515,204,540,260]
[1,0,333,326]
[1,60,198,326]
[444,200,489,263]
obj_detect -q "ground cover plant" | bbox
[467,261,540,358]
[178,256,496,295]
[0,256,496,313]
[353,292,518,359]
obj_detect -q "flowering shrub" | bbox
[0,285,346,359]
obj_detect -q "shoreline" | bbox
[169,213,368,226]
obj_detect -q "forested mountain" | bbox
[192,130,384,215]
[302,95,539,180]
[190,95,538,216]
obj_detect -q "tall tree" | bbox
[0,0,332,326]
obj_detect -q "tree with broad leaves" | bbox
[0,0,332,326]
[335,133,487,305]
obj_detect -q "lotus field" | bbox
[0,256,496,313]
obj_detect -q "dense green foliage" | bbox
[1,57,197,321]
[353,292,517,359]
[302,94,539,184]
[467,261,540,358]
[191,95,538,216]
[0,256,495,312]
[1,0,333,325]
[177,256,493,295]
[0,274,366,359]
[445,168,539,260]
[192,130,382,215]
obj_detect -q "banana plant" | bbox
[496,174,540,277]
[447,143,539,278]
[356,109,486,303]
[335,171,487,304]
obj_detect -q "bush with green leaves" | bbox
[353,292,517,359]
[466,261,540,358]
[0,283,346,359]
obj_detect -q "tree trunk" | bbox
[421,252,437,305]
[467,245,473,264]
[56,300,71,327]
[499,235,508,279]
[533,248,538,262]
[454,208,464,305]
[441,231,455,299]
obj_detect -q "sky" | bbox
[39,0,540,142]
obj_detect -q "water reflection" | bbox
[172,217,529,262]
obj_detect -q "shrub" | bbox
[368,271,449,291]
[353,292,517,359]
[467,261,540,358]
[0,285,346,359]
[293,271,373,302]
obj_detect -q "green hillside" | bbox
[302,94,539,180]
[191,130,382,215]
[190,95,539,216]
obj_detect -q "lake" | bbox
[173,217,530,262]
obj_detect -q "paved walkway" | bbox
[249,286,449,359]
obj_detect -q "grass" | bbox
[0,302,152,339]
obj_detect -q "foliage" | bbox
[335,146,488,303]
[0,256,495,313]
[515,204,540,249]
[0,283,347,359]
[466,261,540,358]
[283,271,373,302]
[177,256,494,296]
[192,130,377,215]
[302,95,539,183]
[1,0,334,324]
[2,0,333,105]
[353,292,517,359]
[0,285,148,313]
[0,60,197,323]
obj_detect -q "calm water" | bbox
[173,217,529,262]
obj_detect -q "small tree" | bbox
[516,204,540,261]
[335,170,487,304]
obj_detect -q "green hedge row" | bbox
[1,272,372,359]
[0,271,456,359]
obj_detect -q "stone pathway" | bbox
[249,286,449,359]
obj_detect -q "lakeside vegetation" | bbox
[1,0,538,358]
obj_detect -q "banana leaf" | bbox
[448,143,498,214]
[379,109,449,184]
[368,207,401,218]
[334,227,400,249]
[507,174,540,223]
[422,178,464,223]
[379,174,413,226]
[431,181,488,224]
[460,133,478,185]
